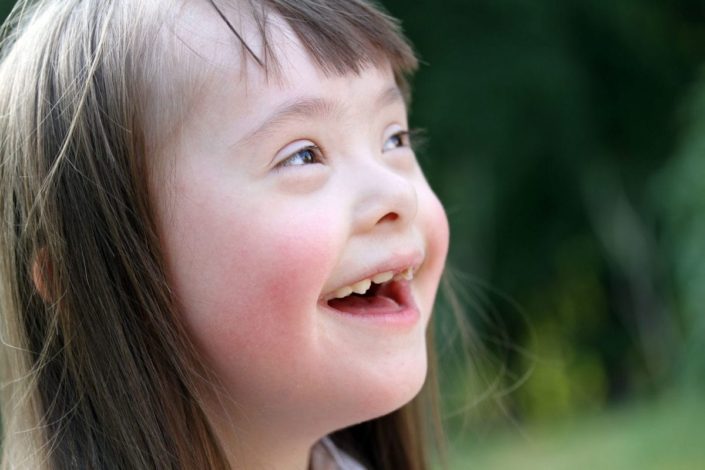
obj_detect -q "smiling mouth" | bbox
[326,279,414,316]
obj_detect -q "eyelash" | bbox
[277,130,411,169]
[383,130,410,151]
[278,146,323,168]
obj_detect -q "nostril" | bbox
[378,212,399,224]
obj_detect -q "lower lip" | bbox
[319,282,421,329]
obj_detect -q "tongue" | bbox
[328,294,401,315]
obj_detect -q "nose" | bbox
[351,161,419,233]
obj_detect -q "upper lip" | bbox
[319,250,425,302]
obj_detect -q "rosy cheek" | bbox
[174,201,340,375]
[417,190,450,314]
[428,195,450,263]
[239,222,336,325]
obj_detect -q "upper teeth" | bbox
[351,279,372,295]
[330,267,414,300]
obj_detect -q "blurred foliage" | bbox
[655,70,705,390]
[0,0,703,436]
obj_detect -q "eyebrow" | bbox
[235,85,405,148]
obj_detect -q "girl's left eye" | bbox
[382,130,410,152]
[278,146,323,168]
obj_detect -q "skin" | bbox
[150,4,449,469]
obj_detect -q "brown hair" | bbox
[0,1,442,469]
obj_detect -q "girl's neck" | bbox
[222,439,313,470]
[206,407,318,470]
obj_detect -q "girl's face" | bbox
[152,7,449,450]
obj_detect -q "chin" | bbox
[338,346,429,428]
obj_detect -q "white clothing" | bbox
[310,437,367,470]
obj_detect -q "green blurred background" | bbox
[377,0,705,468]
[2,0,703,468]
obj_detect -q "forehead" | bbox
[168,2,397,119]
[142,0,417,155]
[172,1,266,78]
[171,0,408,75]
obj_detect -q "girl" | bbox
[0,0,450,468]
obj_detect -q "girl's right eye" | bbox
[277,145,323,168]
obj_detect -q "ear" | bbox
[31,248,53,303]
